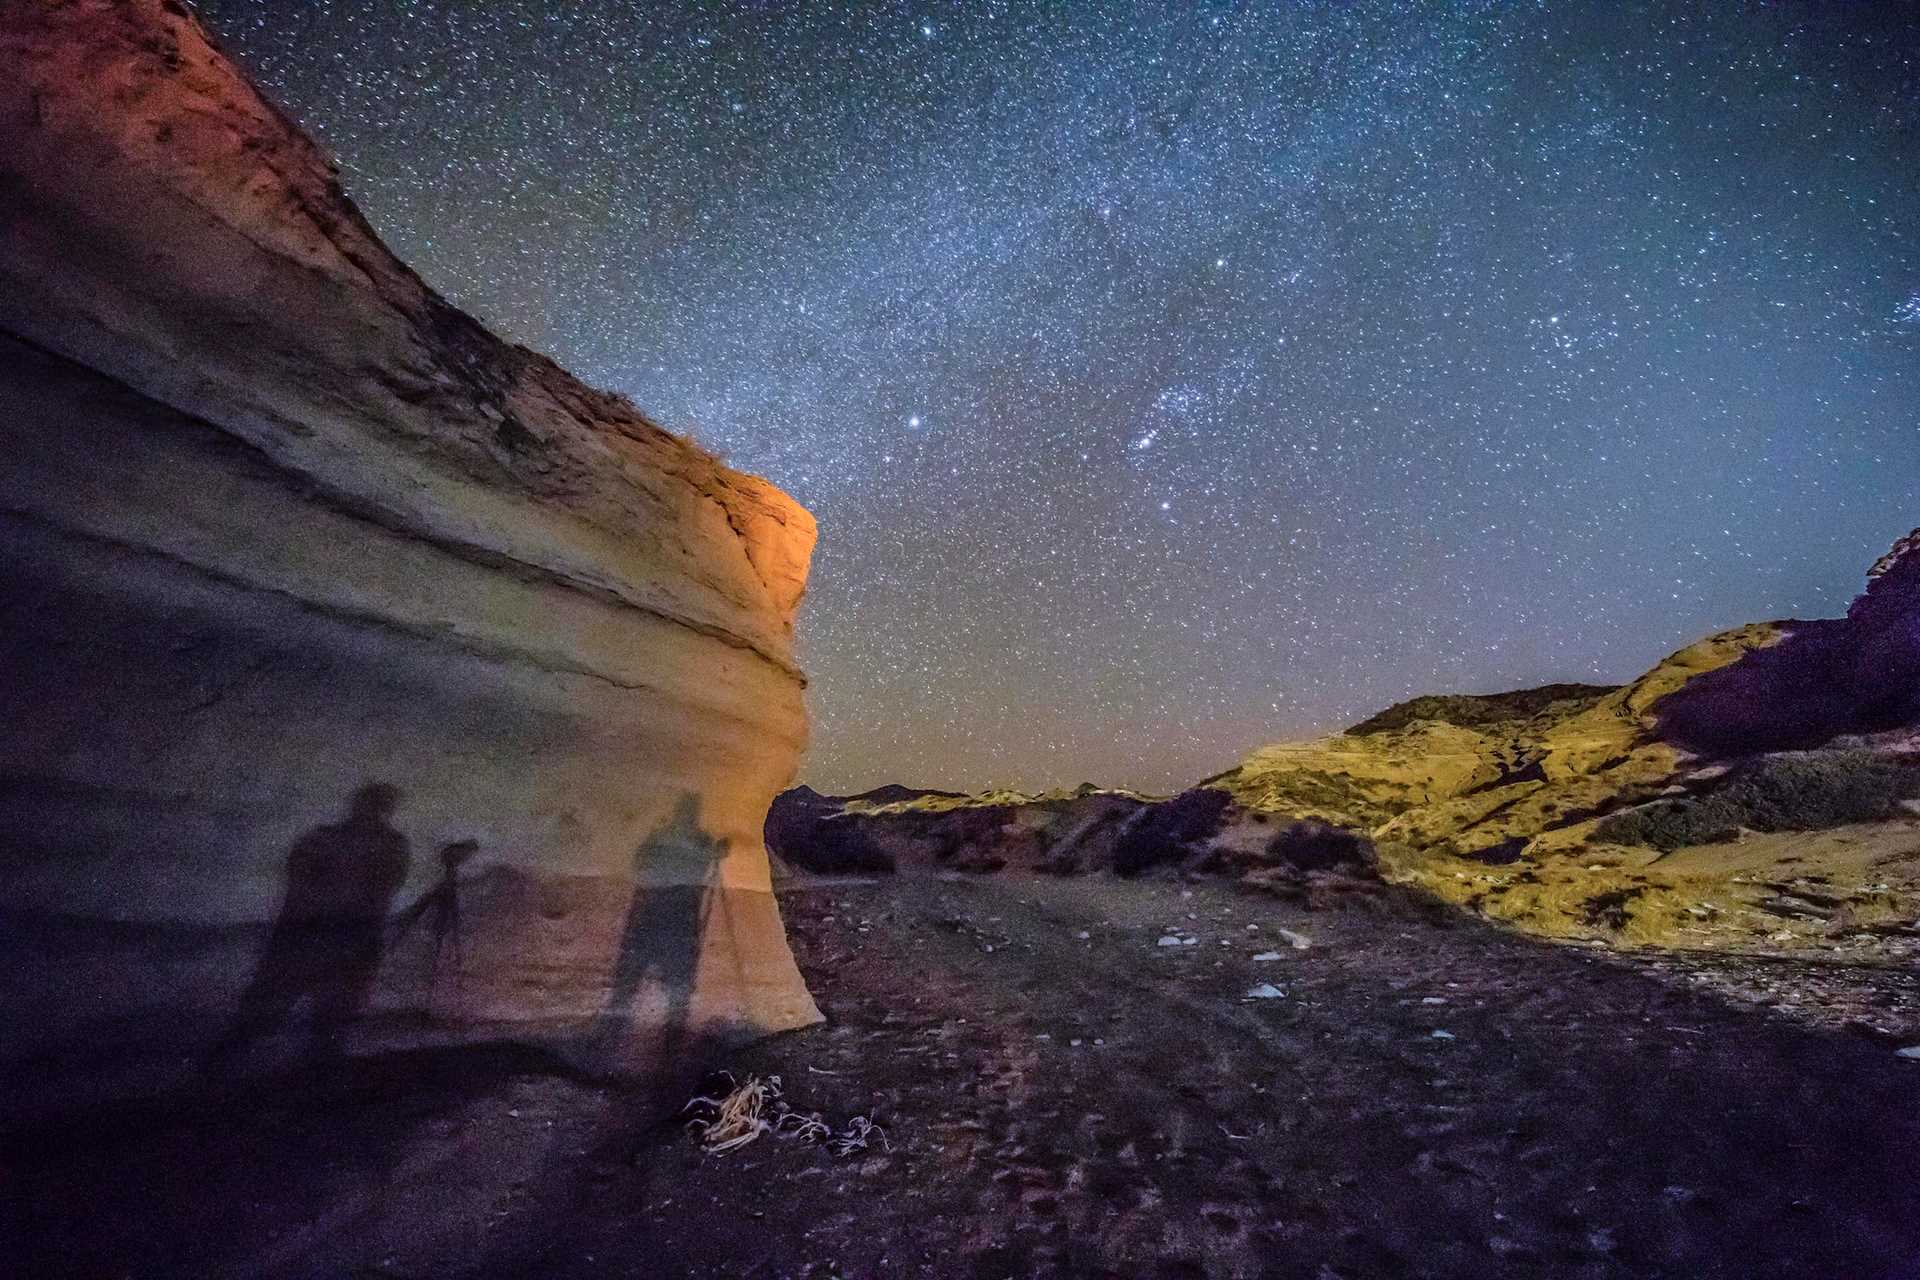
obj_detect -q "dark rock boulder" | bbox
[1654,529,1920,754]
[1112,788,1235,875]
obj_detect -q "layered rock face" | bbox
[0,0,818,1110]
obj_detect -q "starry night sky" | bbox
[194,1,1918,794]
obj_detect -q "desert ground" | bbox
[11,871,1920,1280]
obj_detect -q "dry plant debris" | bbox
[679,1072,889,1158]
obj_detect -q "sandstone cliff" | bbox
[0,0,819,1112]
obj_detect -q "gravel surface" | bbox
[11,873,1920,1279]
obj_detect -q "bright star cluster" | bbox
[195,1,1918,793]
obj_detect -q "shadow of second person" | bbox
[204,782,413,1077]
[584,793,730,1086]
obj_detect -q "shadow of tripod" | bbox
[391,838,481,1019]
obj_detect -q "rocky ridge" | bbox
[776,531,1920,955]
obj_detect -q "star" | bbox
[198,0,1920,792]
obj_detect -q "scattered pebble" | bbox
[1422,997,1448,1005]
[1897,1045,1920,1060]
[1157,935,1183,947]
[1245,983,1286,1000]
[1430,1029,1456,1040]
[1252,951,1285,962]
[1276,928,1312,951]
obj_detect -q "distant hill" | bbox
[1205,528,1920,950]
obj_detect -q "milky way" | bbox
[194,1,1919,793]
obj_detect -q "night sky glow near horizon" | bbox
[197,1,1918,794]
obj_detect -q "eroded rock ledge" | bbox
[0,0,819,1113]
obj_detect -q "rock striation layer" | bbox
[0,0,819,1112]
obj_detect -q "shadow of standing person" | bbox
[204,782,412,1078]
[585,794,728,1092]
